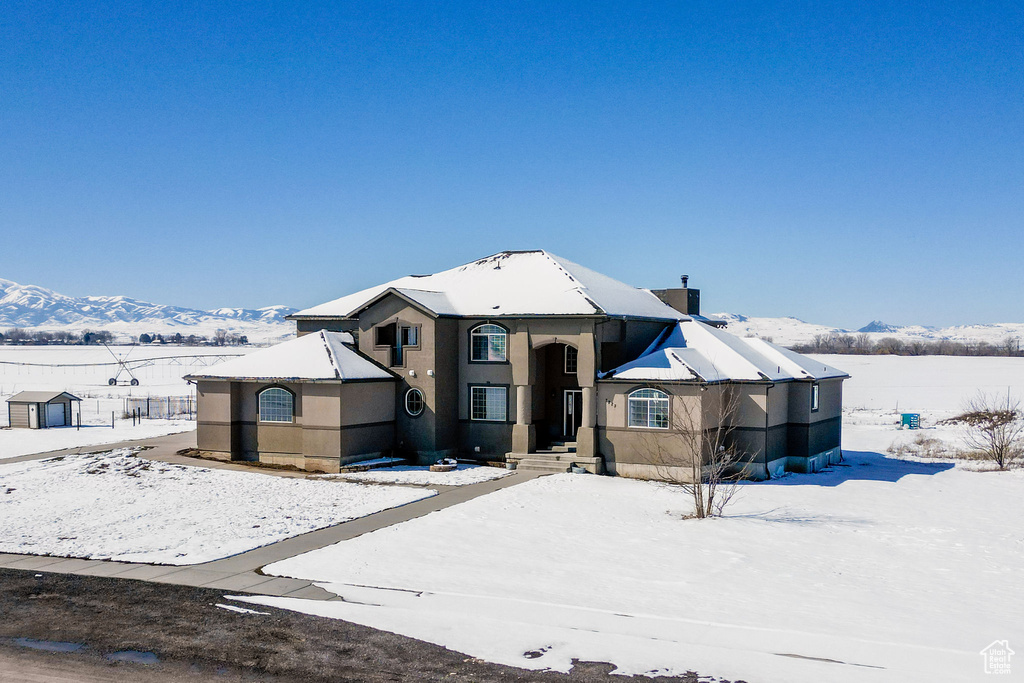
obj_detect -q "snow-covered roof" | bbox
[290,251,687,321]
[601,320,849,383]
[185,331,394,382]
[7,391,82,403]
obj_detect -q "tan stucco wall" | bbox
[194,377,395,471]
[596,382,705,472]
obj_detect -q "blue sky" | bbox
[2,2,1022,328]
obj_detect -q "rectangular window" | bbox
[470,386,507,422]
[564,345,578,375]
[811,383,820,412]
[400,325,418,347]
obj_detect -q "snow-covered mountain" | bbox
[0,278,295,342]
[708,313,845,346]
[711,313,1024,348]
[857,320,906,334]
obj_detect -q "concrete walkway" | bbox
[0,434,545,600]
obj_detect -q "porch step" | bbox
[516,459,574,473]
[506,450,602,474]
[547,442,577,454]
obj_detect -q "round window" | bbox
[405,388,425,416]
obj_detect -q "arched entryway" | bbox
[532,342,581,448]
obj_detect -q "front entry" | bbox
[563,389,583,440]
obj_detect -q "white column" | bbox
[581,386,596,427]
[516,385,532,425]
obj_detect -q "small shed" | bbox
[6,391,82,429]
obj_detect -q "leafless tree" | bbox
[635,385,750,518]
[1002,335,1021,357]
[941,392,1024,469]
[874,337,905,355]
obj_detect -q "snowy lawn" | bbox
[0,449,435,564]
[318,464,513,486]
[246,456,1023,683]
[0,420,195,460]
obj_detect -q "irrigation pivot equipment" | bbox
[104,343,143,386]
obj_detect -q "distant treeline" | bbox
[788,332,1024,357]
[0,328,249,346]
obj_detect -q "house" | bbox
[6,391,81,429]
[188,250,847,479]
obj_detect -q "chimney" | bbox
[652,276,700,316]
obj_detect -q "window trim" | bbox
[469,322,509,364]
[469,384,509,422]
[404,387,425,417]
[626,387,670,430]
[564,345,578,375]
[811,383,820,412]
[257,386,295,424]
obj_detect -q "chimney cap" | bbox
[680,274,689,288]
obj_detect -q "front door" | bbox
[28,404,39,429]
[563,389,583,440]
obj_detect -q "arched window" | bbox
[470,323,507,362]
[258,387,294,423]
[627,388,669,429]
[405,388,425,417]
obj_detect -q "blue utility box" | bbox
[901,413,920,429]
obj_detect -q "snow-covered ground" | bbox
[0,449,435,564]
[237,355,1024,683]
[318,464,513,486]
[0,420,194,460]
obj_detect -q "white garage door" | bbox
[46,402,65,427]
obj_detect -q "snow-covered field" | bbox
[237,355,1024,683]
[0,345,248,400]
[320,464,513,486]
[816,353,1024,457]
[0,345,256,455]
[0,449,435,564]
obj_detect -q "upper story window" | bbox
[258,387,294,423]
[564,345,578,375]
[627,388,669,429]
[470,323,507,362]
[811,383,820,412]
[375,321,420,367]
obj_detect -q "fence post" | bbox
[111,411,114,429]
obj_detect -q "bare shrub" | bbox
[887,433,954,459]
[940,393,1024,470]
[636,386,749,519]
